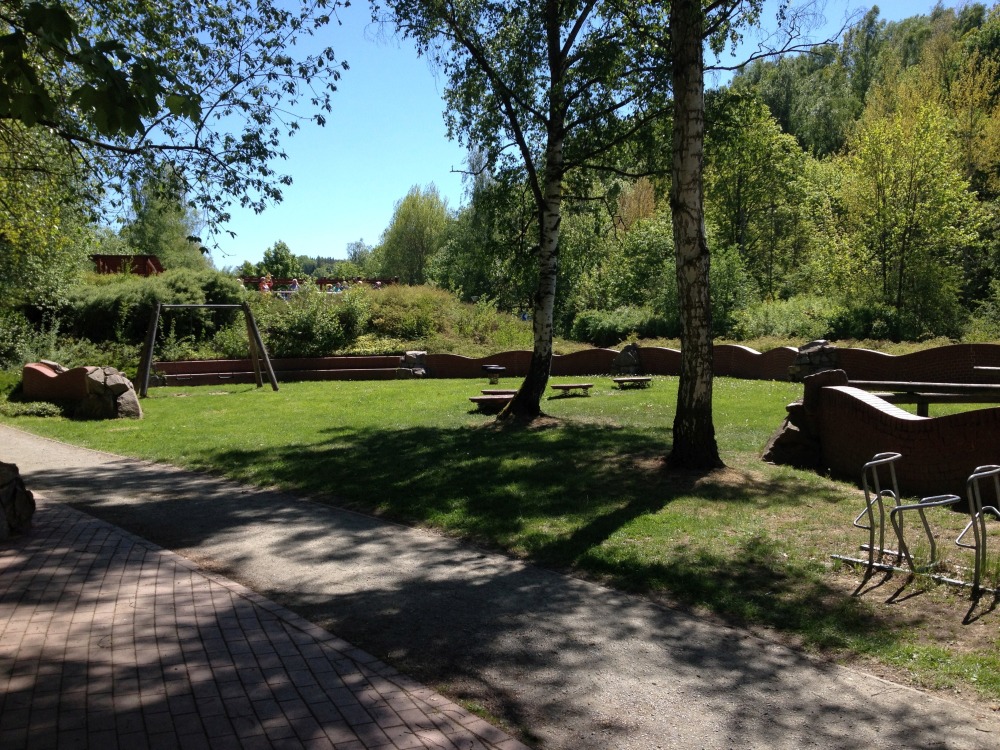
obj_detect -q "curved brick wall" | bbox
[551,348,619,375]
[635,347,682,375]
[714,345,798,380]
[424,351,534,378]
[818,385,1000,497]
[153,343,1000,384]
[836,344,1000,383]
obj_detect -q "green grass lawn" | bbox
[6,375,1000,702]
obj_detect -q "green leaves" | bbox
[0,0,344,233]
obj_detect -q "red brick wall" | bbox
[153,343,1000,385]
[836,344,1000,383]
[818,385,1000,497]
[551,348,619,375]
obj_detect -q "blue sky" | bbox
[209,0,967,270]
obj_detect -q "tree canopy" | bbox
[0,0,348,233]
[380,0,672,419]
[375,184,450,284]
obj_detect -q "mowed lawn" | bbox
[7,375,1000,701]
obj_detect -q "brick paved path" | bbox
[0,499,527,750]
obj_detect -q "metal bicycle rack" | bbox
[837,452,970,589]
[852,452,903,576]
[956,464,1000,595]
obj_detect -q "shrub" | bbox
[0,369,22,398]
[570,306,678,347]
[367,285,451,339]
[335,287,372,339]
[826,301,900,341]
[57,269,244,344]
[962,281,1000,342]
[0,400,64,418]
[40,339,142,377]
[209,323,252,360]
[732,296,840,341]
[427,296,533,354]
[0,309,39,369]
[253,293,348,358]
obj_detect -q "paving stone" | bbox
[0,503,524,750]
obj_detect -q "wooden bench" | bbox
[550,383,593,396]
[469,394,514,413]
[481,389,517,395]
[612,376,652,389]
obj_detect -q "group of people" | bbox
[325,279,383,293]
[254,275,392,295]
[258,274,301,298]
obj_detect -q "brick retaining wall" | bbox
[154,343,1000,383]
[835,344,1000,383]
[817,384,1000,498]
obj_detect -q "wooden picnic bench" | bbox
[550,383,593,396]
[469,394,514,413]
[612,376,652,389]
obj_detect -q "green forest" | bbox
[3,3,1000,370]
[411,3,1000,346]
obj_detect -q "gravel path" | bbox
[4,424,999,749]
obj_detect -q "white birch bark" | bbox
[667,0,722,468]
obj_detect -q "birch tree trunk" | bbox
[499,3,565,421]
[667,0,723,469]
[501,169,561,419]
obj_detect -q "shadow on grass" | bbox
[179,420,879,648]
[12,420,962,748]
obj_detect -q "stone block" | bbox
[0,462,34,540]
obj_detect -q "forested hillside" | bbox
[412,3,1000,345]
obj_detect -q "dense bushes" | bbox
[212,284,530,359]
[571,306,678,347]
[732,296,840,341]
[0,309,40,369]
[248,290,368,358]
[56,269,244,344]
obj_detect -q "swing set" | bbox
[135,302,279,398]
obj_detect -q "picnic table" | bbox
[550,383,593,396]
[848,379,1000,417]
[612,376,652,389]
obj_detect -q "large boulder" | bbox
[0,462,35,540]
[74,366,144,420]
[611,343,642,375]
[22,361,142,419]
[402,350,427,378]
[762,370,848,470]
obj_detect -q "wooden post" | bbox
[136,303,161,398]
[243,303,264,388]
[242,303,279,391]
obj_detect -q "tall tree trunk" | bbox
[667,0,722,469]
[501,179,561,420]
[499,2,565,422]
[500,136,563,420]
